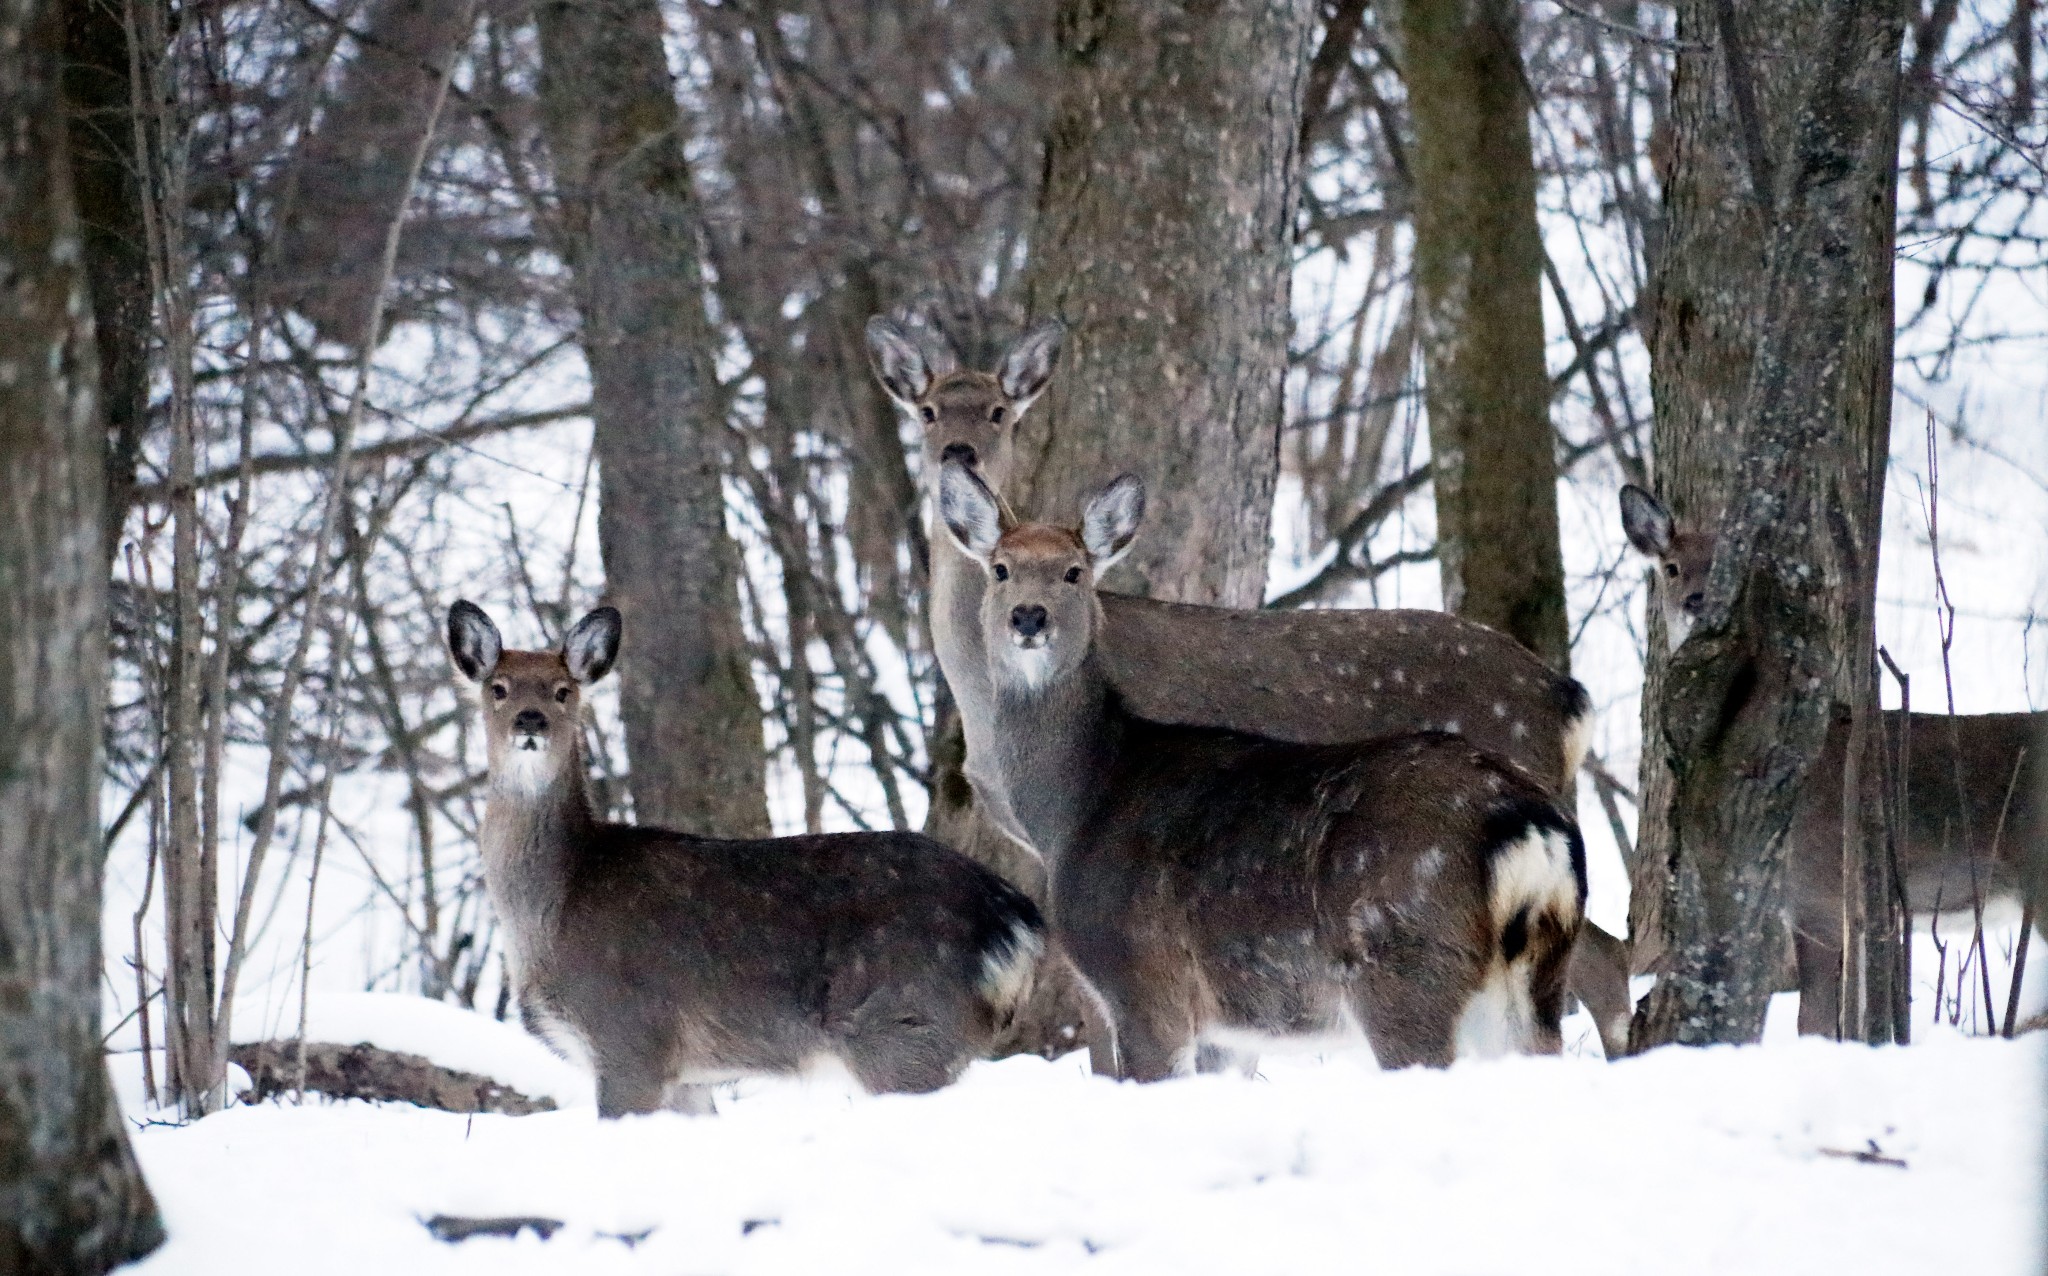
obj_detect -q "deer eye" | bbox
[920,405,937,423]
[1064,566,1083,584]
[993,563,1010,581]
[990,405,1006,424]
[554,685,573,704]
[1663,563,1679,578]
[489,682,508,701]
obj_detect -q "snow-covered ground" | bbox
[116,989,2043,1276]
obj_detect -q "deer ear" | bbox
[1081,473,1145,578]
[865,316,933,407]
[1619,485,1675,558]
[997,320,1064,408]
[448,601,502,682]
[937,457,1005,562]
[563,607,622,684]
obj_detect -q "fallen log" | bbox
[230,1040,556,1115]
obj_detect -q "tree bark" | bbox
[1013,0,1314,608]
[1632,0,1903,1048]
[60,0,151,556]
[0,0,164,1264]
[271,0,476,347]
[534,0,768,837]
[1398,0,1571,673]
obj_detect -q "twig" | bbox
[215,1,474,1088]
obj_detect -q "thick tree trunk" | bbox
[0,1,164,1265]
[1013,0,1314,608]
[926,0,1313,1060]
[534,0,768,837]
[1632,0,1903,1048]
[61,0,152,555]
[271,0,476,346]
[1398,0,1571,673]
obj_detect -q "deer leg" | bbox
[1350,935,1483,1068]
[593,1057,669,1119]
[661,1082,716,1115]
[1064,942,1197,1082]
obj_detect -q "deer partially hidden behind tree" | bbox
[865,315,1634,1057]
[1619,484,2045,1035]
[448,601,1045,1116]
[934,460,1587,1076]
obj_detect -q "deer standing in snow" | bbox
[933,461,1587,1076]
[449,601,1045,1115]
[1619,484,2044,1035]
[864,316,1629,1057]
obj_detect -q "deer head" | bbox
[1619,484,1711,652]
[866,316,1065,492]
[936,458,1144,694]
[448,600,620,794]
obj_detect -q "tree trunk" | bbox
[271,0,476,347]
[61,0,152,556]
[1632,0,1903,1049]
[1013,0,1314,608]
[0,1,165,1265]
[922,0,1314,1060]
[534,0,768,838]
[1398,0,1571,673]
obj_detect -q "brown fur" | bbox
[450,602,1045,1116]
[938,465,1587,1078]
[868,316,1616,1065]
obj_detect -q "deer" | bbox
[931,458,1588,1077]
[1619,483,2045,1034]
[864,315,1633,1058]
[447,600,1045,1116]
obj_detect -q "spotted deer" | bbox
[448,601,1044,1116]
[1620,484,2044,1034]
[865,316,1629,1057]
[933,461,1587,1077]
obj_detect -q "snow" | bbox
[227,991,593,1109]
[120,994,2043,1276]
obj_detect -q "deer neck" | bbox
[479,748,596,956]
[931,530,992,711]
[981,649,1119,870]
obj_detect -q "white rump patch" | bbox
[1452,825,1583,1061]
[977,918,1045,1017]
[1488,826,1581,934]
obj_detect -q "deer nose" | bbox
[1011,604,1048,638]
[512,709,548,735]
[1683,591,1705,614]
[940,442,978,468]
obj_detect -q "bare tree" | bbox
[1397,0,1571,672]
[0,0,162,1264]
[61,0,152,555]
[1632,0,1906,1048]
[534,0,769,837]
[271,0,478,347]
